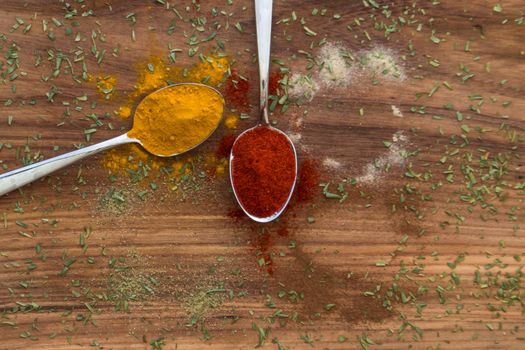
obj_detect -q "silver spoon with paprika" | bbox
[229,0,298,223]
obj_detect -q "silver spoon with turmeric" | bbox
[0,83,225,197]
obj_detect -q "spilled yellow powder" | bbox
[103,53,231,184]
[187,56,229,86]
[117,55,228,119]
[103,144,147,173]
[96,75,117,100]
[224,114,239,130]
[215,159,228,175]
[102,144,194,179]
[117,56,172,119]
[135,56,171,95]
[203,154,228,177]
[117,106,132,119]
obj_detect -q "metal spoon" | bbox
[0,83,224,197]
[229,0,298,223]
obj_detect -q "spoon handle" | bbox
[255,0,273,125]
[0,133,133,197]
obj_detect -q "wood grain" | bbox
[1,0,525,349]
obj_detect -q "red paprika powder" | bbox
[268,71,284,96]
[295,158,320,203]
[230,125,296,218]
[215,134,236,159]
[225,69,250,111]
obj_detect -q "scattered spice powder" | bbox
[225,69,250,111]
[107,251,160,306]
[322,157,342,170]
[268,70,284,95]
[96,75,117,100]
[356,131,408,185]
[231,126,296,218]
[391,105,403,117]
[318,42,357,88]
[214,158,228,176]
[117,55,229,119]
[181,285,227,321]
[359,46,406,82]
[295,158,320,203]
[103,144,192,176]
[227,208,245,221]
[288,73,319,102]
[117,55,171,119]
[215,134,236,159]
[187,55,229,86]
[224,114,239,129]
[276,226,289,237]
[288,43,406,104]
[134,55,171,96]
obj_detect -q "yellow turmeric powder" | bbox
[128,84,224,156]
[187,55,229,86]
[96,75,117,100]
[103,54,231,182]
[224,114,239,130]
[117,55,227,119]
[117,56,174,119]
[103,144,193,176]
[134,55,170,95]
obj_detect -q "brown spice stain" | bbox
[229,211,395,325]
[351,181,427,238]
[270,245,394,325]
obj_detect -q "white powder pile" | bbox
[288,73,319,102]
[359,47,406,82]
[391,105,403,117]
[287,132,302,144]
[288,43,356,101]
[283,112,306,150]
[293,116,304,128]
[317,42,357,88]
[323,157,342,170]
[288,43,405,104]
[356,131,408,185]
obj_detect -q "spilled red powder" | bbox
[251,225,291,276]
[268,71,284,95]
[215,134,236,159]
[227,208,245,221]
[277,227,289,237]
[226,158,318,274]
[227,204,294,275]
[225,69,250,111]
[295,158,320,203]
[225,155,321,277]
[255,232,273,274]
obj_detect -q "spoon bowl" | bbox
[0,83,225,197]
[229,125,298,223]
[130,83,225,157]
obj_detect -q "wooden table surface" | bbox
[1,1,525,349]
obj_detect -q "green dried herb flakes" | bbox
[107,252,160,312]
